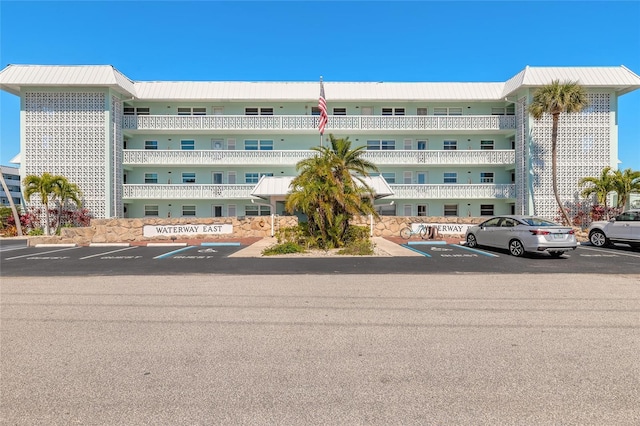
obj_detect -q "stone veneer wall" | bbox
[27,215,485,246]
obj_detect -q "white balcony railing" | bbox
[122,183,515,200]
[122,149,515,166]
[123,184,254,199]
[122,114,516,132]
[389,184,516,199]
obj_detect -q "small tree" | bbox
[611,168,640,209]
[286,135,379,248]
[528,80,589,225]
[53,179,82,233]
[579,166,615,218]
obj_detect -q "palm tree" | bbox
[286,135,379,248]
[611,168,640,209]
[0,171,22,236]
[53,178,82,233]
[22,172,64,235]
[579,166,615,217]
[528,80,589,225]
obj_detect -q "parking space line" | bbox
[0,246,29,253]
[153,246,196,259]
[455,245,500,257]
[400,245,432,257]
[200,242,241,246]
[4,247,80,260]
[578,246,640,258]
[79,247,138,260]
[407,241,447,246]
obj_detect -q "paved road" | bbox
[2,240,640,276]
[1,274,638,425]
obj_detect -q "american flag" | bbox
[318,79,328,135]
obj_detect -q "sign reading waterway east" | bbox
[143,224,233,237]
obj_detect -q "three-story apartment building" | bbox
[1,64,639,221]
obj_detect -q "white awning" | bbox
[251,175,393,199]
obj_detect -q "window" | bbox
[481,204,494,216]
[145,140,158,150]
[124,107,149,115]
[333,108,346,116]
[381,172,396,184]
[144,173,158,184]
[228,205,237,217]
[480,140,494,150]
[144,205,159,216]
[245,107,273,115]
[245,205,271,216]
[417,140,427,150]
[367,140,395,150]
[480,172,494,183]
[433,107,462,116]
[182,172,196,184]
[416,107,428,116]
[417,205,427,216]
[182,205,196,216]
[491,106,515,115]
[403,205,412,216]
[181,140,195,150]
[382,108,405,116]
[245,172,273,184]
[443,172,457,183]
[443,140,457,150]
[311,107,320,116]
[212,106,224,115]
[244,140,273,151]
[444,204,458,216]
[178,107,206,115]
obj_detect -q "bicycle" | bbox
[400,224,430,239]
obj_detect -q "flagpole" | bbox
[320,75,323,148]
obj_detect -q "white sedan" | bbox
[587,209,640,249]
[465,215,577,257]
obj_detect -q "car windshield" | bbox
[520,217,559,227]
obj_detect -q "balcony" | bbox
[122,149,515,166]
[122,114,516,133]
[389,184,516,199]
[123,184,255,200]
[122,183,515,201]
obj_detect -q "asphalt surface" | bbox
[2,274,639,425]
[1,238,640,276]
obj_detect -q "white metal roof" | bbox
[251,175,393,199]
[2,64,639,101]
[502,66,640,97]
[0,64,136,96]
[134,81,505,101]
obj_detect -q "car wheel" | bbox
[589,229,608,247]
[549,251,565,258]
[466,233,478,248]
[509,239,525,257]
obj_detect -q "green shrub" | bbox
[262,241,306,256]
[28,228,44,236]
[337,239,375,256]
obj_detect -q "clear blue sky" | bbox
[1,0,639,170]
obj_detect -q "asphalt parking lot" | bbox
[1,239,639,276]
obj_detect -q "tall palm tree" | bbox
[53,178,82,233]
[0,171,22,236]
[286,135,379,248]
[528,80,589,225]
[611,168,640,209]
[579,166,615,217]
[23,172,64,235]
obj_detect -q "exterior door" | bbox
[212,205,223,217]
[417,172,428,184]
[212,172,223,184]
[212,139,224,150]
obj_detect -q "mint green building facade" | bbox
[1,65,639,221]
